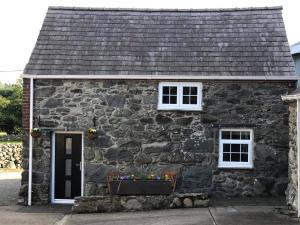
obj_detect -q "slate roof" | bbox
[24,6,295,77]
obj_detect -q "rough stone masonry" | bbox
[0,144,22,169]
[19,79,294,204]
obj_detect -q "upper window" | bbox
[218,129,253,169]
[158,82,202,111]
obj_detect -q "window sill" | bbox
[218,165,254,170]
[157,106,202,111]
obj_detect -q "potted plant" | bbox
[107,172,177,195]
[30,128,41,138]
[87,128,97,140]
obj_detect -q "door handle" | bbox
[75,162,82,171]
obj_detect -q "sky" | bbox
[0,0,299,84]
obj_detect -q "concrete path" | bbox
[0,205,70,225]
[61,206,299,225]
[0,171,21,206]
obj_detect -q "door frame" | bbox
[51,131,84,204]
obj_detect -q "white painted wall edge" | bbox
[283,96,300,217]
[282,95,300,101]
[28,78,33,206]
[21,74,299,81]
[297,99,300,217]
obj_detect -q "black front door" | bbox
[54,133,82,199]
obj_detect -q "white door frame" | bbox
[51,131,84,204]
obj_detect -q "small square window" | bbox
[158,82,202,111]
[219,129,253,169]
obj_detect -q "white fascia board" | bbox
[291,44,300,55]
[21,74,299,81]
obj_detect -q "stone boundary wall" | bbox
[0,144,22,168]
[72,193,209,213]
[286,102,298,210]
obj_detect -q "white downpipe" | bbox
[28,78,33,206]
[297,99,300,217]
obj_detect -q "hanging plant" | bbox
[87,128,97,140]
[30,128,41,138]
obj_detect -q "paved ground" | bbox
[0,171,21,206]
[0,171,299,225]
[63,204,299,225]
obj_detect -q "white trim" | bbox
[51,131,84,204]
[218,129,254,169]
[28,78,33,206]
[297,99,300,217]
[158,82,202,111]
[52,199,75,204]
[21,74,299,81]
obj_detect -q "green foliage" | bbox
[0,81,22,134]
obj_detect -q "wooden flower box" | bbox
[108,179,173,195]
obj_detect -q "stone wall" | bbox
[286,101,298,210]
[0,143,22,169]
[72,193,209,213]
[20,79,294,204]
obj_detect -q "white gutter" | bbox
[21,74,300,81]
[28,78,33,206]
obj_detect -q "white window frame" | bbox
[218,129,254,169]
[158,82,202,111]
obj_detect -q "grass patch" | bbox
[0,132,7,136]
[0,140,22,144]
[0,168,22,173]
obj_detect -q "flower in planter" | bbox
[30,128,41,138]
[87,128,97,140]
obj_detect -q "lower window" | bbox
[218,129,253,169]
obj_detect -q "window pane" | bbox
[162,96,169,104]
[190,87,197,95]
[65,159,72,176]
[170,86,177,95]
[65,180,71,198]
[231,153,240,162]
[163,86,169,95]
[241,131,250,140]
[183,96,189,104]
[190,96,197,104]
[231,144,240,153]
[183,87,189,95]
[223,144,230,152]
[231,131,240,140]
[241,154,248,162]
[65,138,72,155]
[241,144,248,153]
[222,131,231,139]
[223,153,230,162]
[170,96,177,104]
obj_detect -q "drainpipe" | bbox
[28,78,33,206]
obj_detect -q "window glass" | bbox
[231,144,240,153]
[182,86,198,105]
[162,86,177,104]
[222,131,231,139]
[65,138,72,155]
[241,131,250,140]
[231,131,240,140]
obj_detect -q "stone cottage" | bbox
[20,6,297,206]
